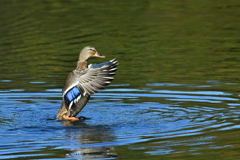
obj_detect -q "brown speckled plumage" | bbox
[57,46,118,120]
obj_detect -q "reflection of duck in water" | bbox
[57,46,118,121]
[60,122,118,158]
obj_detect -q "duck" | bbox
[56,46,118,121]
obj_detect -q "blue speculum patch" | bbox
[64,87,81,106]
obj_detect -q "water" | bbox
[1,84,239,159]
[1,0,240,159]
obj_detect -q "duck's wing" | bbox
[88,58,118,69]
[62,58,119,105]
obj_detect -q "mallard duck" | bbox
[57,46,118,121]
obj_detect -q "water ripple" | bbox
[0,85,240,159]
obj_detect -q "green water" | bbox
[0,0,240,159]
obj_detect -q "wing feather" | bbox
[62,58,119,98]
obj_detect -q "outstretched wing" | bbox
[62,58,119,104]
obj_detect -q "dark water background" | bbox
[0,0,240,159]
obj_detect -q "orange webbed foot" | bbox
[65,116,79,121]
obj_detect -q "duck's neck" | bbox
[76,61,88,70]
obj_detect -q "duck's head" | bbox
[79,46,105,62]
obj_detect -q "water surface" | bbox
[0,0,240,159]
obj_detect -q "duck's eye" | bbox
[89,48,96,52]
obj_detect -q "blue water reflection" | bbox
[0,82,240,159]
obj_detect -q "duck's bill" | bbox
[94,52,105,58]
